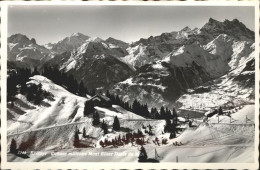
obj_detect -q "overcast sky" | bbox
[8,5,254,45]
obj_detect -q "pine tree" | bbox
[10,138,17,154]
[105,90,111,98]
[101,119,108,135]
[132,99,139,115]
[155,108,160,119]
[92,111,100,126]
[165,107,172,119]
[115,95,121,105]
[172,108,178,118]
[138,145,148,162]
[73,127,80,147]
[169,116,179,139]
[96,112,100,124]
[148,124,153,135]
[151,108,158,119]
[113,116,120,131]
[160,106,166,119]
[138,129,143,135]
[169,132,176,139]
[20,81,27,94]
[84,100,95,116]
[164,118,171,133]
[83,127,86,138]
[7,73,18,106]
[90,89,96,96]
[218,106,223,115]
[78,80,86,97]
[34,90,43,105]
[143,104,150,118]
[32,66,40,75]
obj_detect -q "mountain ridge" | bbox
[7,18,255,108]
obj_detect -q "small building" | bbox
[89,94,112,108]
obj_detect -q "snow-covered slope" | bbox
[120,18,254,69]
[121,28,195,69]
[8,102,255,163]
[7,75,161,152]
[7,75,87,133]
[176,43,255,111]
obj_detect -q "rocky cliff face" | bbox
[113,60,211,108]
[47,33,90,54]
[43,38,133,90]
[8,34,52,68]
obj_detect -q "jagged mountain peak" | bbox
[8,33,32,45]
[201,18,254,41]
[49,33,90,54]
[202,18,223,30]
[61,32,90,42]
[208,17,220,23]
[87,37,103,42]
[106,37,127,44]
[231,18,240,23]
[180,26,191,32]
[70,32,87,37]
[7,33,52,66]
[105,37,129,49]
[106,37,118,41]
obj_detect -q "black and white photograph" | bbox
[1,1,259,169]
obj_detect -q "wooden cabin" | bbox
[89,94,112,108]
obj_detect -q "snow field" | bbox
[6,75,255,163]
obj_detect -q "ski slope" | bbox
[7,75,165,154]
[6,75,255,163]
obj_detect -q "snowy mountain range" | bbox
[6,17,256,163]
[113,18,255,108]
[7,18,255,108]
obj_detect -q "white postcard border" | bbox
[1,1,259,169]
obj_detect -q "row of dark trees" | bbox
[25,83,53,105]
[164,116,181,139]
[99,132,146,148]
[8,68,32,104]
[8,65,94,106]
[83,90,180,138]
[105,90,178,120]
[73,126,92,148]
[105,90,180,138]
[8,65,94,105]
[7,67,52,106]
[41,66,95,96]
